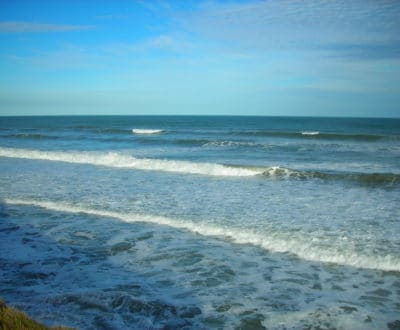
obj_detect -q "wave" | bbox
[68,127,164,135]
[202,141,260,148]
[0,147,260,177]
[1,147,399,185]
[132,129,165,135]
[5,198,400,272]
[176,139,210,146]
[66,126,130,134]
[173,139,259,147]
[97,128,130,134]
[301,131,320,136]
[237,130,397,141]
[343,172,400,186]
[0,133,60,140]
[65,127,132,135]
[260,167,400,186]
[1,128,132,138]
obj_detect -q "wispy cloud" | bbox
[0,21,94,33]
[179,0,400,60]
[1,0,399,116]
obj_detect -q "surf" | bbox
[236,130,392,141]
[301,131,320,136]
[0,147,260,177]
[1,147,399,186]
[5,198,400,272]
[132,129,165,135]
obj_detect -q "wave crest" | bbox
[0,147,260,177]
[301,131,320,136]
[261,166,400,186]
[132,129,165,135]
[1,147,399,186]
[5,198,400,272]
[237,130,396,141]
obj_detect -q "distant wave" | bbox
[237,130,397,141]
[301,131,320,136]
[66,127,132,135]
[98,128,130,134]
[132,129,165,135]
[176,139,210,146]
[68,126,165,135]
[5,198,400,272]
[0,133,60,140]
[202,141,260,148]
[0,147,398,185]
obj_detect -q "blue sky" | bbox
[0,0,399,117]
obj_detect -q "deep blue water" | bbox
[1,116,399,329]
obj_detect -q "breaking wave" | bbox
[261,167,400,186]
[237,130,397,141]
[0,147,259,177]
[202,141,261,148]
[5,198,400,272]
[0,147,399,186]
[132,129,165,135]
[301,131,320,136]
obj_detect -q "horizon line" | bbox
[1,114,399,120]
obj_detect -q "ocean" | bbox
[0,115,399,329]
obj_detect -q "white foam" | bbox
[132,129,164,134]
[5,198,400,272]
[0,147,260,177]
[262,166,297,178]
[301,131,320,135]
[202,141,258,147]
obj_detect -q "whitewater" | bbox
[0,146,261,177]
[1,116,399,329]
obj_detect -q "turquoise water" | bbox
[0,116,399,329]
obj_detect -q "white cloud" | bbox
[179,0,400,59]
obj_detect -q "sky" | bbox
[0,0,399,117]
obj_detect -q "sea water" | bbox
[0,116,399,329]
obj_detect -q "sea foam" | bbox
[1,147,398,185]
[0,147,260,177]
[5,198,400,272]
[132,129,164,134]
[301,131,320,136]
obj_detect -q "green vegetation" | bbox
[0,298,73,330]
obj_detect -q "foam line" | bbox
[132,129,164,134]
[301,131,320,136]
[5,198,400,272]
[1,147,398,185]
[0,147,260,177]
